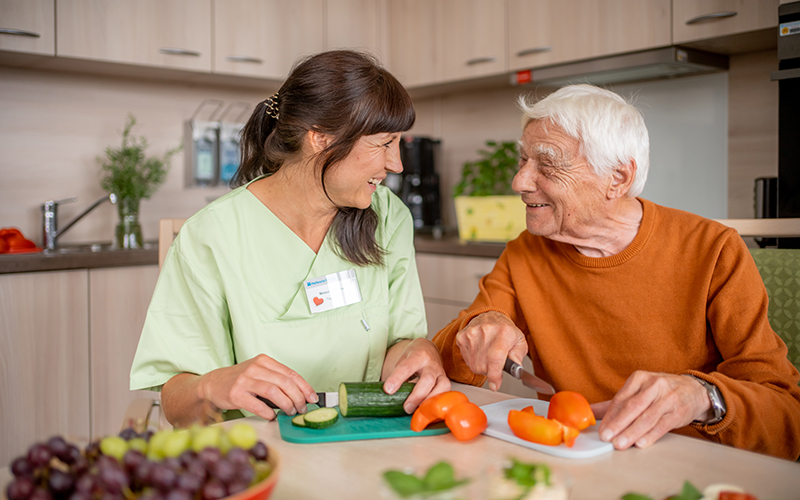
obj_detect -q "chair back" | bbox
[750,248,800,373]
[158,218,186,269]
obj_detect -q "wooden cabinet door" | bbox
[673,0,779,44]
[89,266,158,439]
[0,0,55,55]
[508,0,671,72]
[0,270,90,467]
[440,0,506,82]
[416,253,497,304]
[388,0,440,87]
[214,0,324,79]
[327,0,387,59]
[56,0,212,72]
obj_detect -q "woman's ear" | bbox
[307,130,333,154]
[607,159,637,199]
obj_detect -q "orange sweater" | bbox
[432,199,800,460]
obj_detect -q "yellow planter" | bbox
[454,195,527,242]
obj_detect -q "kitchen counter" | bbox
[0,242,158,274]
[414,234,506,259]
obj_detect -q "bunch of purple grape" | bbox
[6,427,272,500]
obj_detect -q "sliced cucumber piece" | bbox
[303,407,340,429]
[339,381,414,418]
[291,414,307,428]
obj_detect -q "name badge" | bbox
[303,269,362,314]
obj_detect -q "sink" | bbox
[48,242,157,254]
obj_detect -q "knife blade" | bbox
[503,358,556,395]
[256,392,339,409]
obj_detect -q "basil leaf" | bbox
[678,481,703,500]
[383,470,425,498]
[621,494,654,500]
[423,462,455,490]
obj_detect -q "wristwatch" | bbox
[684,374,727,425]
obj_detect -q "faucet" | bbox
[42,194,117,250]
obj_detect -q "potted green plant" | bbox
[99,114,181,249]
[453,140,526,242]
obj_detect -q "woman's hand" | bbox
[189,354,318,422]
[382,338,451,414]
[591,371,712,450]
[455,311,529,392]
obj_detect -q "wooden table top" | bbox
[2,383,797,500]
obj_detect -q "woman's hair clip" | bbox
[263,92,280,120]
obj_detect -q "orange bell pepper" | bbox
[410,391,469,432]
[508,410,579,447]
[547,391,596,431]
[444,402,487,441]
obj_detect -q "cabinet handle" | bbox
[225,55,263,64]
[466,56,497,66]
[159,47,201,57]
[0,28,41,38]
[685,11,737,25]
[516,46,552,57]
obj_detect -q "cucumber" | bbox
[303,408,340,429]
[291,414,307,428]
[338,381,414,418]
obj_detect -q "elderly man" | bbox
[432,84,800,460]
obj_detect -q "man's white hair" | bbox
[518,84,650,198]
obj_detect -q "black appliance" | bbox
[774,1,800,247]
[387,136,443,235]
[754,176,778,247]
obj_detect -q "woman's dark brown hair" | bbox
[234,50,415,266]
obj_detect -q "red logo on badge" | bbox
[313,297,324,306]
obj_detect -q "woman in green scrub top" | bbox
[130,50,450,427]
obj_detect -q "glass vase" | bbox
[113,197,143,249]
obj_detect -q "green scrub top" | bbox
[130,184,427,393]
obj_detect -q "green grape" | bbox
[99,436,129,461]
[147,430,171,460]
[226,423,258,450]
[127,437,148,453]
[219,431,233,455]
[162,429,192,458]
[192,426,222,453]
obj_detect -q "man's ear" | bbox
[307,130,333,154]
[607,159,637,199]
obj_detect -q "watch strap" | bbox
[684,374,727,425]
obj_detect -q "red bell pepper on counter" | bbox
[410,391,487,441]
[0,228,40,254]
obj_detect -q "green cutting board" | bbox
[277,406,450,444]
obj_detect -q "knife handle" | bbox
[504,358,522,378]
[256,395,279,409]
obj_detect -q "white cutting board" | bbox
[481,398,614,459]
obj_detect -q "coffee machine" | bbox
[385,136,443,236]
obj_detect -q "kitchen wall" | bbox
[0,49,779,245]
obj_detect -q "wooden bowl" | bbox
[226,448,281,500]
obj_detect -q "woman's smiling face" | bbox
[512,119,609,241]
[323,132,404,209]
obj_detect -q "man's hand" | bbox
[591,371,712,450]
[455,311,528,392]
[382,338,451,414]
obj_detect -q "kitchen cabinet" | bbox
[673,0,779,45]
[213,0,324,79]
[389,0,506,87]
[327,0,388,58]
[508,0,671,72]
[89,265,158,439]
[56,0,212,72]
[0,0,55,56]
[0,270,90,467]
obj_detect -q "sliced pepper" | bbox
[508,410,579,447]
[547,391,596,431]
[410,391,469,432]
[444,402,487,441]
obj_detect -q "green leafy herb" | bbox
[503,458,552,488]
[383,461,469,498]
[622,480,702,500]
[99,113,181,201]
[452,140,519,197]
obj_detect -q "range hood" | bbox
[513,47,729,87]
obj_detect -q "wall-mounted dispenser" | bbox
[184,99,224,187]
[218,102,251,187]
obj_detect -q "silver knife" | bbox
[256,392,339,409]
[503,358,556,395]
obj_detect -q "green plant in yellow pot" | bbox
[99,114,181,249]
[453,140,526,242]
